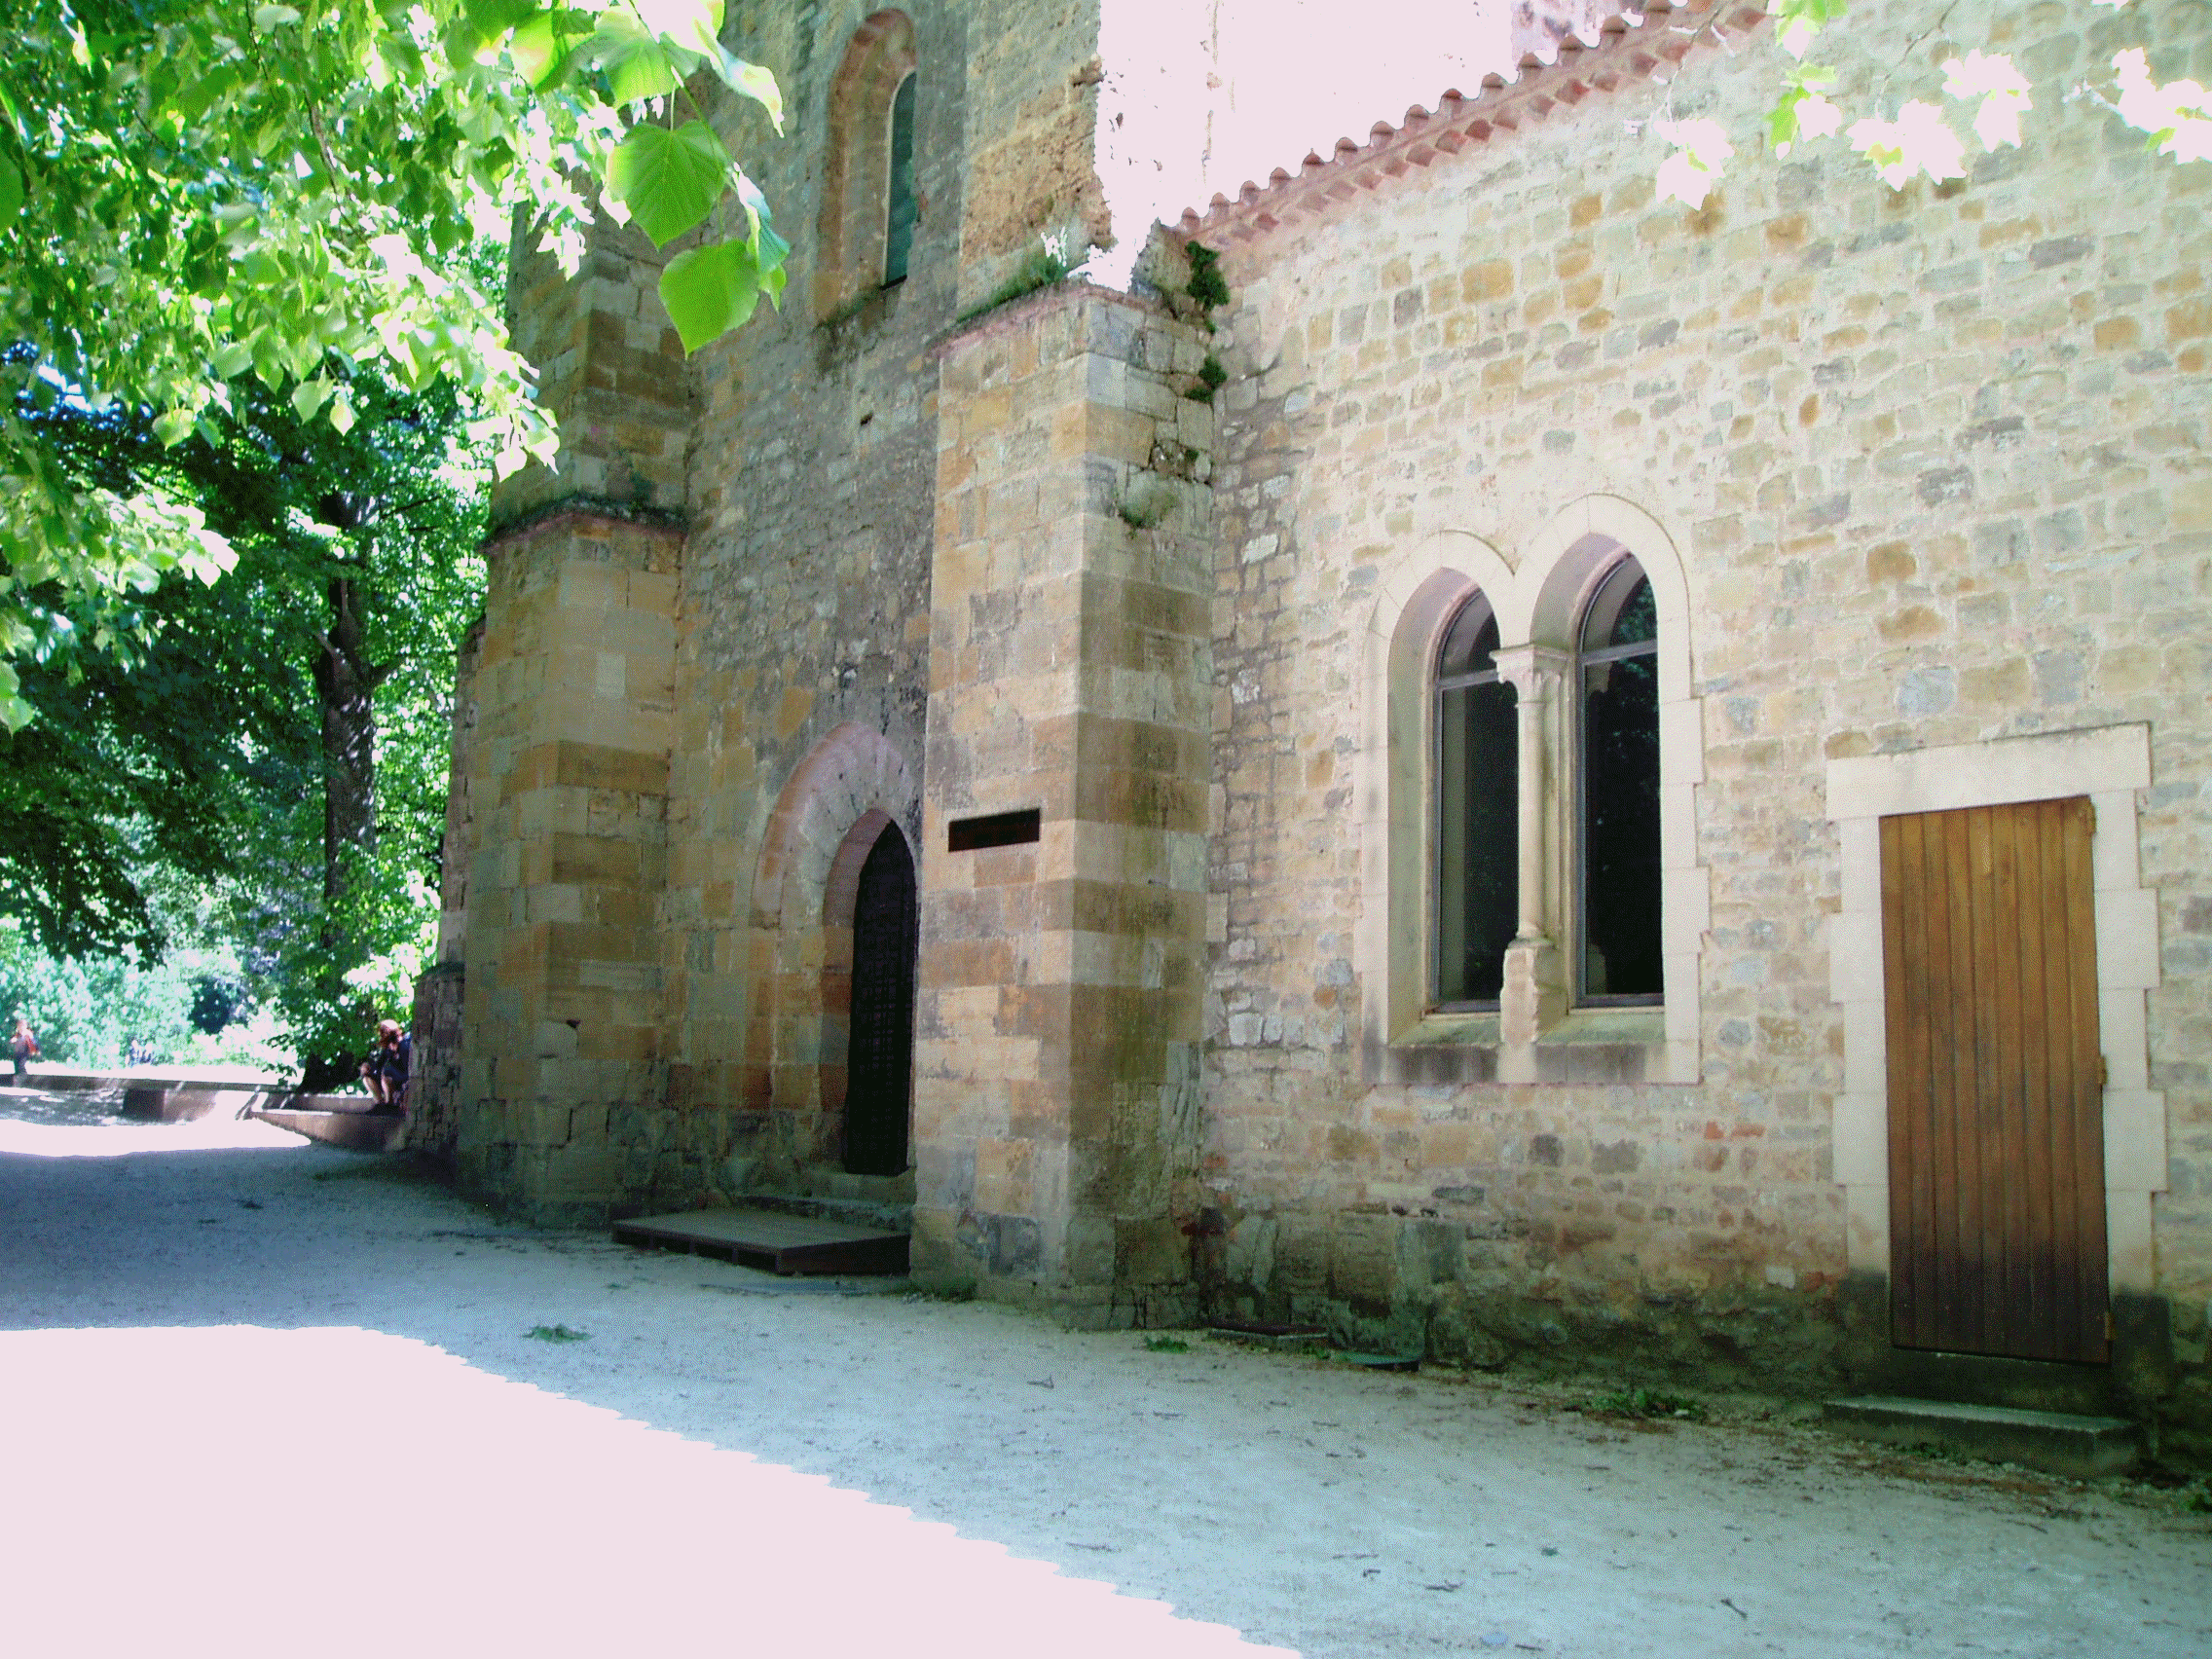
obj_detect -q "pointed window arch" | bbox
[815,12,920,319]
[1575,555,1663,1003]
[1434,590,1517,1007]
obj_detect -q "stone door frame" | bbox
[1825,723,2163,1299]
[746,722,921,1175]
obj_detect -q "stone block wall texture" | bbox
[435,620,485,967]
[432,0,2212,1454]
[446,0,1130,1214]
[405,963,466,1160]
[1193,0,2212,1438]
[915,284,1215,1315]
[647,0,965,1200]
[404,619,483,1161]
[498,215,690,524]
[455,510,682,1214]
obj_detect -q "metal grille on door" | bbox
[1880,796,2109,1363]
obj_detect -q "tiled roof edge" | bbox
[1174,0,1770,245]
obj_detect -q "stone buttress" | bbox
[913,284,1216,1319]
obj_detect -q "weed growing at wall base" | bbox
[1588,1386,1707,1421]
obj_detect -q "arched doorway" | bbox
[844,823,917,1175]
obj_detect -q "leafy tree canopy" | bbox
[6,363,489,1074]
[0,0,788,724]
[1654,0,2209,208]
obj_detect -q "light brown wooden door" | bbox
[1880,796,2108,1363]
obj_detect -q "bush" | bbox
[189,972,249,1035]
[0,918,278,1069]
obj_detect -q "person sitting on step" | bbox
[360,1018,411,1114]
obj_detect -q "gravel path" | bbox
[3,1095,2207,1658]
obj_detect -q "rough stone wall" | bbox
[455,0,1145,1219]
[405,965,466,1159]
[914,283,1215,1318]
[434,619,484,970]
[498,216,689,523]
[455,511,682,1216]
[404,618,483,1161]
[644,1,969,1198]
[950,0,1109,307]
[1197,0,2212,1423]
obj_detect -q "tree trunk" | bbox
[314,574,383,914]
[303,572,388,1090]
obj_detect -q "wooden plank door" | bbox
[844,825,918,1177]
[1880,796,2108,1363]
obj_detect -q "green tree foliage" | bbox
[0,906,269,1068]
[5,367,489,1081]
[0,0,787,711]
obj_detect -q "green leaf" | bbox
[153,407,197,447]
[591,14,680,106]
[374,29,424,86]
[605,121,730,248]
[211,341,254,378]
[659,237,760,352]
[250,328,285,387]
[327,390,356,435]
[709,51,783,131]
[290,378,333,420]
[465,0,537,38]
[253,4,303,27]
[0,155,21,230]
[509,9,585,89]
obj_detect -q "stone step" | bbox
[614,1206,909,1276]
[1823,1394,2142,1478]
[124,1083,302,1124]
[248,1108,407,1153]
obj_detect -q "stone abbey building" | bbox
[409,0,2212,1455]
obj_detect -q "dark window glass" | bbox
[1435,593,1517,1005]
[883,73,917,286]
[1578,558,1662,1001]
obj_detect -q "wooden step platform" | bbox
[614,1207,909,1276]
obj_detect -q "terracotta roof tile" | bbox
[1175,0,1770,244]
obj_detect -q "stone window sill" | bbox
[1377,1008,1695,1086]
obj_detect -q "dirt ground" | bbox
[3,1091,2207,1658]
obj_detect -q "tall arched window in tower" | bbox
[1434,590,1518,1006]
[882,71,918,285]
[815,12,919,319]
[1577,556,1662,1002]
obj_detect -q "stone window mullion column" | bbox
[1492,644,1570,1048]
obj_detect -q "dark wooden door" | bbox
[1881,796,2108,1362]
[845,826,917,1176]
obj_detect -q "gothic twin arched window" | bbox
[1433,556,1663,1009]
